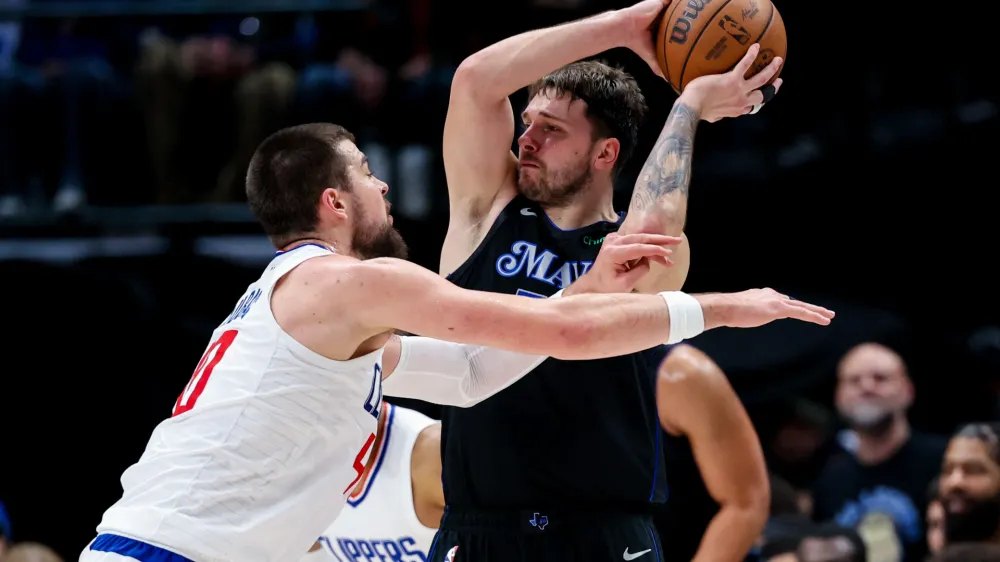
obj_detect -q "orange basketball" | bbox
[655,0,786,94]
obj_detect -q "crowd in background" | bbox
[1,0,997,561]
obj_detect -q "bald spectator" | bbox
[811,343,947,562]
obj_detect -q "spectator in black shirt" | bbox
[811,343,947,562]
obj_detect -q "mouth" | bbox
[944,496,969,513]
[520,161,540,169]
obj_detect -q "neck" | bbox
[854,415,909,465]
[280,233,349,256]
[541,179,617,230]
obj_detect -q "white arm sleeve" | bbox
[382,289,564,407]
[382,337,547,407]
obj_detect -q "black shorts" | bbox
[427,508,665,562]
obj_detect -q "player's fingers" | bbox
[746,56,782,90]
[772,78,783,93]
[613,233,683,247]
[733,43,761,76]
[649,255,673,267]
[613,243,674,264]
[621,258,651,286]
[747,89,764,106]
[783,302,833,325]
[787,299,836,319]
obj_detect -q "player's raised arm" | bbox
[441,0,670,271]
[657,345,770,562]
[619,45,784,294]
[328,256,833,361]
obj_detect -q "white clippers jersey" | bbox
[96,243,385,562]
[314,404,438,562]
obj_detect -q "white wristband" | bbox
[550,289,565,298]
[658,291,705,344]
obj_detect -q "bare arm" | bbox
[657,345,770,562]
[346,257,678,360]
[619,97,701,293]
[441,10,632,270]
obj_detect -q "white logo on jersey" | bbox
[520,208,536,217]
[623,547,651,560]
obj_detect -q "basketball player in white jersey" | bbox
[300,403,441,562]
[79,123,833,562]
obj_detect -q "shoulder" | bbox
[658,344,726,389]
[656,345,733,434]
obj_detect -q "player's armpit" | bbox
[657,345,769,562]
[442,68,519,222]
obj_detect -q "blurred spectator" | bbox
[0,500,11,558]
[939,423,1000,546]
[926,478,946,557]
[295,0,457,220]
[0,14,119,215]
[932,542,1000,562]
[811,343,947,562]
[3,542,63,562]
[766,399,839,509]
[136,16,297,204]
[796,525,866,562]
[760,474,817,560]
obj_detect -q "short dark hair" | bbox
[246,123,356,247]
[528,60,647,174]
[955,422,1000,463]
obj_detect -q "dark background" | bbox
[0,0,997,558]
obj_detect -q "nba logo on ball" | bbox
[445,546,459,561]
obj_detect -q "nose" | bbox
[941,468,964,494]
[379,178,389,196]
[518,128,539,154]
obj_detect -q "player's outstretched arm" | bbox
[335,257,834,361]
[657,345,769,562]
[619,45,784,294]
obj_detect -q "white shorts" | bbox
[78,534,193,562]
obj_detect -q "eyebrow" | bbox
[520,110,568,124]
[361,155,369,168]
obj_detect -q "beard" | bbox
[840,402,896,436]
[945,490,1000,544]
[516,157,592,208]
[351,219,409,260]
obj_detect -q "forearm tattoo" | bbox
[628,102,700,216]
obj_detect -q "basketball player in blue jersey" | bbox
[432,0,784,559]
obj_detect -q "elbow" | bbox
[727,486,771,537]
[452,57,486,97]
[452,55,504,103]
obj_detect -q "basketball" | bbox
[655,0,786,94]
